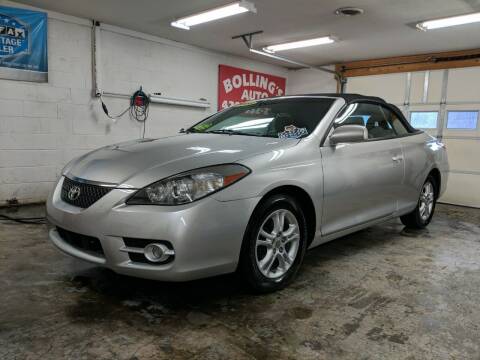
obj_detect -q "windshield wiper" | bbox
[207,129,239,135]
[207,129,269,137]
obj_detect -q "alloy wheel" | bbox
[255,209,300,279]
[419,181,435,221]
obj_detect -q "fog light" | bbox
[144,243,170,263]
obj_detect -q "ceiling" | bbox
[14,0,480,67]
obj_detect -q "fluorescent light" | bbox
[263,36,335,52]
[171,1,256,30]
[417,12,480,30]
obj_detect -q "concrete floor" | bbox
[1,204,479,360]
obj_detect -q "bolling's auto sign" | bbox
[218,64,286,110]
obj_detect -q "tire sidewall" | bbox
[240,194,308,292]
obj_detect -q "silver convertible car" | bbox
[47,93,448,292]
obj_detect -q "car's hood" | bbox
[65,133,299,188]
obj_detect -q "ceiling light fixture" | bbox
[417,12,480,30]
[263,36,336,53]
[171,1,256,30]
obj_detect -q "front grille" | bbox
[123,237,174,265]
[61,177,113,208]
[57,227,105,257]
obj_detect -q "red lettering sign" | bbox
[218,64,286,110]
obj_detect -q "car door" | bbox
[320,102,405,236]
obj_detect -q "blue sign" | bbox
[0,6,47,82]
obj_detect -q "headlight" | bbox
[126,164,250,205]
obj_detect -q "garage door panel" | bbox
[408,70,444,105]
[443,139,480,172]
[447,68,480,103]
[347,73,406,104]
[410,71,426,104]
[440,173,480,208]
[443,104,480,138]
[427,70,444,104]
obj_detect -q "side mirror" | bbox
[329,125,367,145]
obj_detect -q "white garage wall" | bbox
[0,1,296,205]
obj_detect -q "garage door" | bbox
[346,68,480,208]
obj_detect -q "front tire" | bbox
[238,194,308,293]
[400,175,437,229]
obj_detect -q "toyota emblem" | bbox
[67,186,81,201]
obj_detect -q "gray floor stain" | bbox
[1,203,480,359]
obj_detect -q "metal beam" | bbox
[232,31,263,49]
[233,31,339,75]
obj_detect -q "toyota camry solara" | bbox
[47,93,449,292]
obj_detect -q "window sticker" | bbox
[278,125,309,139]
[194,123,212,131]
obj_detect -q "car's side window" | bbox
[382,107,409,136]
[334,102,408,140]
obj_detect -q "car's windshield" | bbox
[189,98,335,139]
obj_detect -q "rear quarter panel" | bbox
[399,132,449,214]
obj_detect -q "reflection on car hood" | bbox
[65,133,299,188]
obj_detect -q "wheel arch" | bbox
[428,168,441,198]
[258,185,317,246]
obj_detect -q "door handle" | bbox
[392,155,403,162]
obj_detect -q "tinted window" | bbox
[446,111,478,130]
[410,112,438,129]
[191,99,334,138]
[335,103,409,139]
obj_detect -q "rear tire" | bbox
[238,194,308,293]
[400,175,437,229]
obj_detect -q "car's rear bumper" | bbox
[46,177,259,281]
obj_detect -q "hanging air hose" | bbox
[100,87,150,137]
[129,87,150,123]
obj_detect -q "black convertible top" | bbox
[299,92,418,133]
[301,93,387,104]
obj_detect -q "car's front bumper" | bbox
[46,177,260,281]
